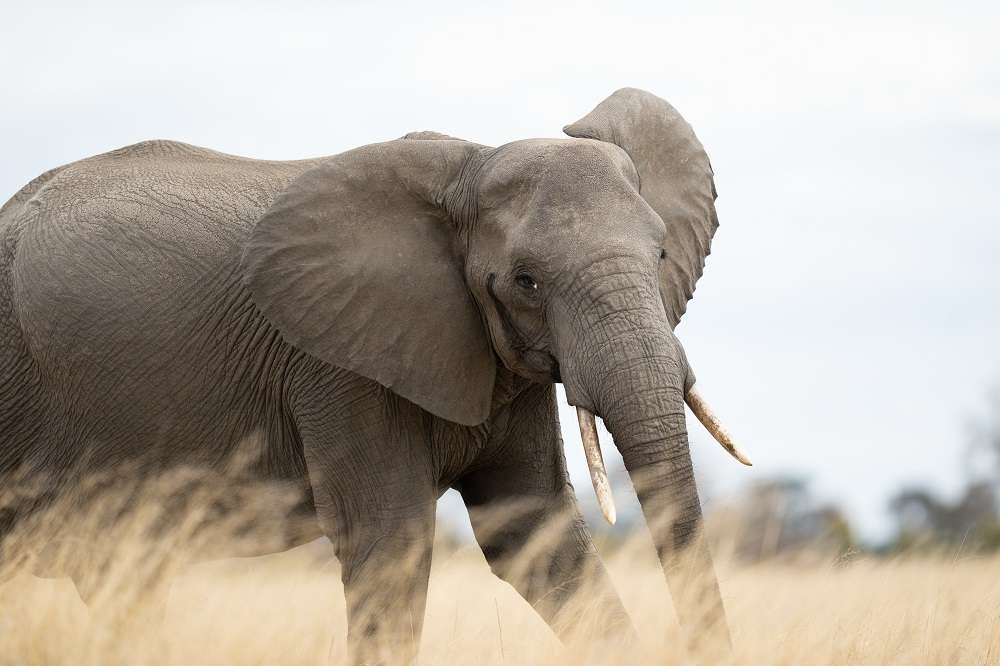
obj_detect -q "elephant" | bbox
[0,88,750,663]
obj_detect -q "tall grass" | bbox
[1,472,998,665]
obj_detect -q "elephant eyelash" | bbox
[515,273,538,290]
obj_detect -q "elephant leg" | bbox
[460,478,634,642]
[293,377,437,666]
[456,384,635,644]
[335,518,435,666]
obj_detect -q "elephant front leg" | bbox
[334,508,435,666]
[294,379,437,666]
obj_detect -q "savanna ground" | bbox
[1,477,998,666]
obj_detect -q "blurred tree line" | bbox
[704,384,1000,561]
[706,478,856,561]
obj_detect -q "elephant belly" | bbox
[0,413,320,575]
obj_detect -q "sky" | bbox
[2,0,998,542]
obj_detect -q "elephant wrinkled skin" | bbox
[0,88,742,663]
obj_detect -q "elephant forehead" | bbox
[477,138,640,205]
[481,149,653,227]
[476,139,662,240]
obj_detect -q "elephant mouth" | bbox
[548,355,561,383]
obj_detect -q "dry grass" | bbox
[1,478,999,665]
[3,544,999,664]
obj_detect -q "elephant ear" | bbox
[564,87,719,329]
[243,139,496,426]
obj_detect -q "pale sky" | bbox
[2,0,998,541]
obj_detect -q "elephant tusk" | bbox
[576,407,617,525]
[685,383,753,466]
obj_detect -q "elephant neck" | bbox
[429,369,538,491]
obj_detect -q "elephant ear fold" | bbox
[564,88,719,329]
[243,139,496,426]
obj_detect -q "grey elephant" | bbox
[0,88,749,662]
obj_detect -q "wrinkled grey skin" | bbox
[0,89,727,662]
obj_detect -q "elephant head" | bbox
[243,88,748,644]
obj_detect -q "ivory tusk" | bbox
[576,407,617,525]
[685,383,753,466]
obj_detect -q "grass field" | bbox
[2,532,998,666]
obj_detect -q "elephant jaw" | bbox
[574,378,751,525]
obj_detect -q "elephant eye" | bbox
[659,249,667,260]
[515,273,538,290]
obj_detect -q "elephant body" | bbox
[0,89,737,663]
[0,140,611,659]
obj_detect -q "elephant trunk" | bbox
[560,297,730,649]
[577,379,750,526]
